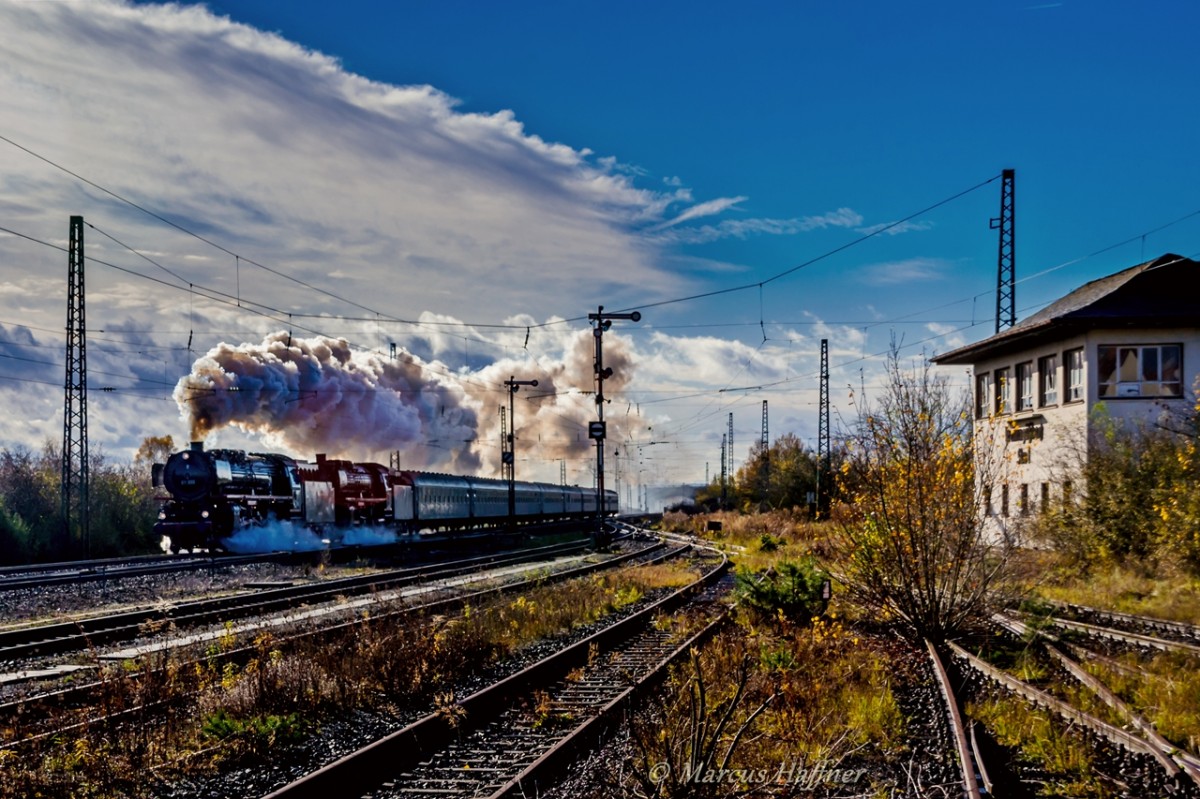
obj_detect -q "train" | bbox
[152,442,617,552]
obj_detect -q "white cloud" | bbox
[0,1,915,489]
[857,257,950,285]
[652,195,748,231]
[856,219,935,237]
[0,0,700,338]
[655,207,864,244]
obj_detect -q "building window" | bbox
[1041,482,1050,513]
[1062,480,1073,506]
[1016,361,1034,411]
[1019,484,1029,515]
[1098,344,1183,398]
[1066,348,1084,402]
[975,373,992,419]
[1038,354,1058,406]
[994,367,1011,415]
[1001,484,1009,517]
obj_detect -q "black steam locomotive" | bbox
[152,442,616,551]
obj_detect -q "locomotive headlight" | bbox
[158,512,166,520]
[201,510,210,519]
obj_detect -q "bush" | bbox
[830,348,1014,642]
[1028,402,1200,574]
[735,557,829,621]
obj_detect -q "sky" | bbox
[1,0,1198,505]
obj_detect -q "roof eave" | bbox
[932,320,1060,365]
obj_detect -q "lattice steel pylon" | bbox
[62,215,89,556]
[816,339,830,518]
[719,434,728,509]
[727,412,734,486]
[992,168,1016,333]
[760,400,769,505]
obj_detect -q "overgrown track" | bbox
[261,554,730,799]
[1038,600,1200,641]
[1022,600,1200,654]
[925,640,984,799]
[952,625,1200,797]
[0,537,678,743]
[0,539,597,660]
[995,614,1200,785]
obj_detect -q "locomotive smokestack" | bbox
[315,453,326,464]
[190,441,204,452]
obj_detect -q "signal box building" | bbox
[932,253,1200,541]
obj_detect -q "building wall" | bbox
[969,328,1199,542]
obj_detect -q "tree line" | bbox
[0,436,173,564]
[693,432,847,515]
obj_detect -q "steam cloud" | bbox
[468,329,646,482]
[175,333,481,471]
[174,328,647,483]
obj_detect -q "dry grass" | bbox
[619,610,904,798]
[0,561,696,799]
[967,696,1111,799]
[1080,650,1200,755]
[660,509,836,573]
[1033,561,1200,624]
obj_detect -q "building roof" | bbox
[932,253,1200,365]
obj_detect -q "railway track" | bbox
[0,539,599,661]
[0,536,678,745]
[943,605,1200,797]
[261,552,730,799]
[0,552,277,592]
[995,614,1200,785]
[924,640,985,799]
[0,522,612,593]
[1034,599,1200,643]
[949,638,1200,796]
[1017,600,1200,654]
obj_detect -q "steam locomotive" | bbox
[152,442,617,552]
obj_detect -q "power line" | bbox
[0,222,510,399]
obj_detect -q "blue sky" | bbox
[0,1,1197,496]
[194,0,1200,329]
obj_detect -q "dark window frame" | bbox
[1097,343,1183,399]
[1066,347,1085,403]
[1038,353,1059,407]
[1016,361,1034,412]
[975,372,993,420]
[994,366,1011,415]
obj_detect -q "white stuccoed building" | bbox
[932,253,1200,542]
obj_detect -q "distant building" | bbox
[932,253,1200,541]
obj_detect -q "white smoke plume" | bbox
[175,333,481,471]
